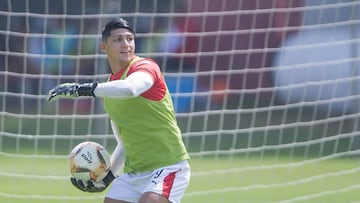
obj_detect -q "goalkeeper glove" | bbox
[70,170,115,193]
[47,82,98,102]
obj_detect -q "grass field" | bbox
[0,154,359,203]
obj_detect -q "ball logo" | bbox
[81,151,93,164]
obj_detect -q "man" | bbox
[47,17,190,203]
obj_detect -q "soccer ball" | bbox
[69,141,111,183]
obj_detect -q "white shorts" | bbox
[106,160,190,203]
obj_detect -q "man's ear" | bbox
[100,42,107,54]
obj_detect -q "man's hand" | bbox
[70,170,115,193]
[47,82,98,101]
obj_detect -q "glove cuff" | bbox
[78,82,98,97]
[103,170,115,186]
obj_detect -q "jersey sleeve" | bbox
[128,59,166,101]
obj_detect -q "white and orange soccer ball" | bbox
[69,141,111,183]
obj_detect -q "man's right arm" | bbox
[94,71,153,99]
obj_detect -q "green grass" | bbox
[0,155,359,203]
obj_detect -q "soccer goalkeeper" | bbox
[47,17,190,203]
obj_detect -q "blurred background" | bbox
[1,0,360,202]
[1,0,360,112]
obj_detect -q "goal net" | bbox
[1,0,360,202]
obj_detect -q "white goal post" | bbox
[1,0,360,202]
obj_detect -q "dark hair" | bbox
[101,18,135,42]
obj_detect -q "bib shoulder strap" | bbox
[121,56,146,79]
